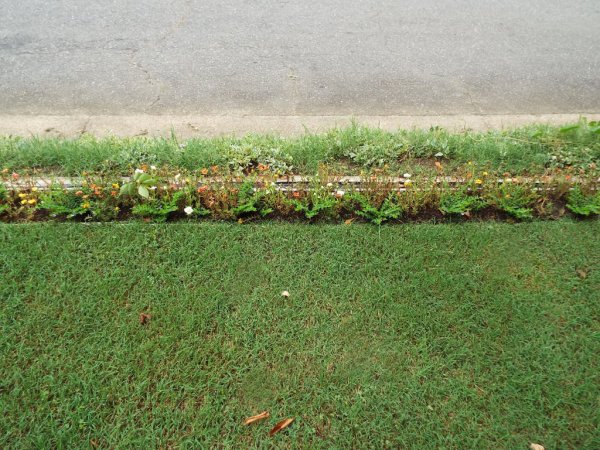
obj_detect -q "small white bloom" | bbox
[149,186,157,190]
[150,165,157,170]
[281,290,290,298]
[403,173,412,178]
[184,206,194,216]
[326,182,333,187]
[336,190,345,196]
[134,168,144,174]
[174,173,181,180]
[434,152,444,157]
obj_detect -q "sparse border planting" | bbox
[1,120,598,224]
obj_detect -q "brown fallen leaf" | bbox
[434,161,443,171]
[244,411,270,425]
[139,312,151,325]
[529,443,545,450]
[576,268,588,279]
[269,418,294,436]
[344,218,356,225]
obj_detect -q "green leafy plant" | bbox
[348,193,402,224]
[225,143,293,173]
[491,184,538,220]
[117,143,159,168]
[342,143,402,167]
[120,171,158,199]
[566,186,600,216]
[291,188,337,220]
[132,191,184,222]
[38,188,90,219]
[439,189,486,215]
[231,180,273,218]
[0,183,9,216]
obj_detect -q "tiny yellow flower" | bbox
[82,202,90,209]
[482,171,488,176]
[114,206,120,211]
[20,199,27,205]
[31,187,38,192]
[475,179,483,185]
[112,183,119,189]
[468,161,473,165]
[18,193,27,198]
[505,194,511,199]
[27,199,37,205]
[404,180,413,187]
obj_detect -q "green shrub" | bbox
[566,186,600,216]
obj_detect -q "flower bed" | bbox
[1,165,598,224]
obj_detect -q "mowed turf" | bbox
[0,222,598,448]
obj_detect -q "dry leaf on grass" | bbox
[243,411,270,425]
[139,312,151,325]
[269,418,294,436]
[529,443,545,450]
[435,161,443,171]
[576,268,588,279]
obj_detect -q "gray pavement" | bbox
[1,0,599,116]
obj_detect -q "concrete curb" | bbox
[0,114,598,138]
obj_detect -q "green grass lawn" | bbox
[0,222,598,448]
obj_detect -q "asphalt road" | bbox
[1,0,599,116]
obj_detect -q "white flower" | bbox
[184,206,194,216]
[150,165,157,170]
[174,173,181,180]
[149,186,157,190]
[403,173,412,178]
[281,290,290,298]
[336,190,345,196]
[326,182,333,187]
[134,168,144,174]
[435,152,444,157]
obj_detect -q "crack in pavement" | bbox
[127,49,163,111]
